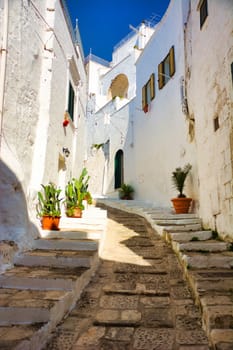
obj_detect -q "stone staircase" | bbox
[0,206,107,350]
[97,199,233,350]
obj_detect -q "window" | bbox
[213,116,220,132]
[158,46,175,89]
[142,73,155,112]
[231,62,233,85]
[68,82,75,121]
[199,0,208,28]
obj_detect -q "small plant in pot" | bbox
[64,168,92,218]
[119,183,134,200]
[36,183,62,230]
[171,163,192,214]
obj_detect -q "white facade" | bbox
[86,0,198,207]
[185,0,233,240]
[0,0,87,249]
[85,22,156,197]
[0,0,232,250]
[132,0,197,207]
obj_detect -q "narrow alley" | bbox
[46,207,210,350]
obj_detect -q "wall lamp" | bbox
[62,147,70,158]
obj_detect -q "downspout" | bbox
[0,0,9,153]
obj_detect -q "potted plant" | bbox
[171,163,192,214]
[64,168,92,218]
[36,183,62,230]
[119,183,135,200]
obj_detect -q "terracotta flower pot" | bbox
[41,216,60,230]
[72,207,82,218]
[171,197,192,214]
[143,104,149,113]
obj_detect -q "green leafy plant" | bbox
[119,183,134,200]
[36,183,62,218]
[64,168,92,216]
[171,163,192,198]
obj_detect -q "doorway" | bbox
[114,149,124,189]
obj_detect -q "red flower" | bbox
[143,104,149,113]
[63,119,69,127]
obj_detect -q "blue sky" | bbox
[65,0,170,61]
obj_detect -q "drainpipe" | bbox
[0,0,9,153]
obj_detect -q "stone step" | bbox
[195,278,233,295]
[14,249,99,268]
[153,218,202,225]
[0,289,71,325]
[202,304,233,332]
[210,329,233,350]
[32,238,98,251]
[0,324,47,350]
[163,223,202,232]
[147,212,198,219]
[40,229,102,240]
[0,265,89,290]
[168,230,213,242]
[58,222,105,231]
[173,241,229,253]
[181,252,233,269]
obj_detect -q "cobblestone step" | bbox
[163,223,202,232]
[40,229,102,240]
[180,252,233,269]
[0,266,89,290]
[0,205,107,349]
[146,212,198,219]
[153,218,202,225]
[168,230,213,242]
[0,324,46,350]
[0,289,70,325]
[96,199,233,349]
[14,249,99,268]
[32,238,98,251]
[173,241,230,253]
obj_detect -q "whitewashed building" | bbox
[185,0,233,240]
[0,0,87,250]
[86,0,198,206]
[85,0,233,240]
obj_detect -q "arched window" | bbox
[114,150,124,189]
[108,74,129,100]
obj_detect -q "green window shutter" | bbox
[169,46,175,77]
[150,73,155,100]
[68,82,75,121]
[158,62,164,89]
[142,85,146,108]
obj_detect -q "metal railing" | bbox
[85,53,110,67]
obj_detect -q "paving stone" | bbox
[133,328,175,350]
[176,315,202,330]
[203,305,233,330]
[44,203,233,350]
[169,230,213,242]
[104,327,134,341]
[210,329,233,350]
[73,326,105,347]
[142,307,174,328]
[176,330,209,345]
[99,295,138,309]
[170,284,193,299]
[177,241,229,252]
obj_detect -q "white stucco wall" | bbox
[186,0,233,239]
[86,0,198,206]
[0,0,87,250]
[129,0,197,208]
